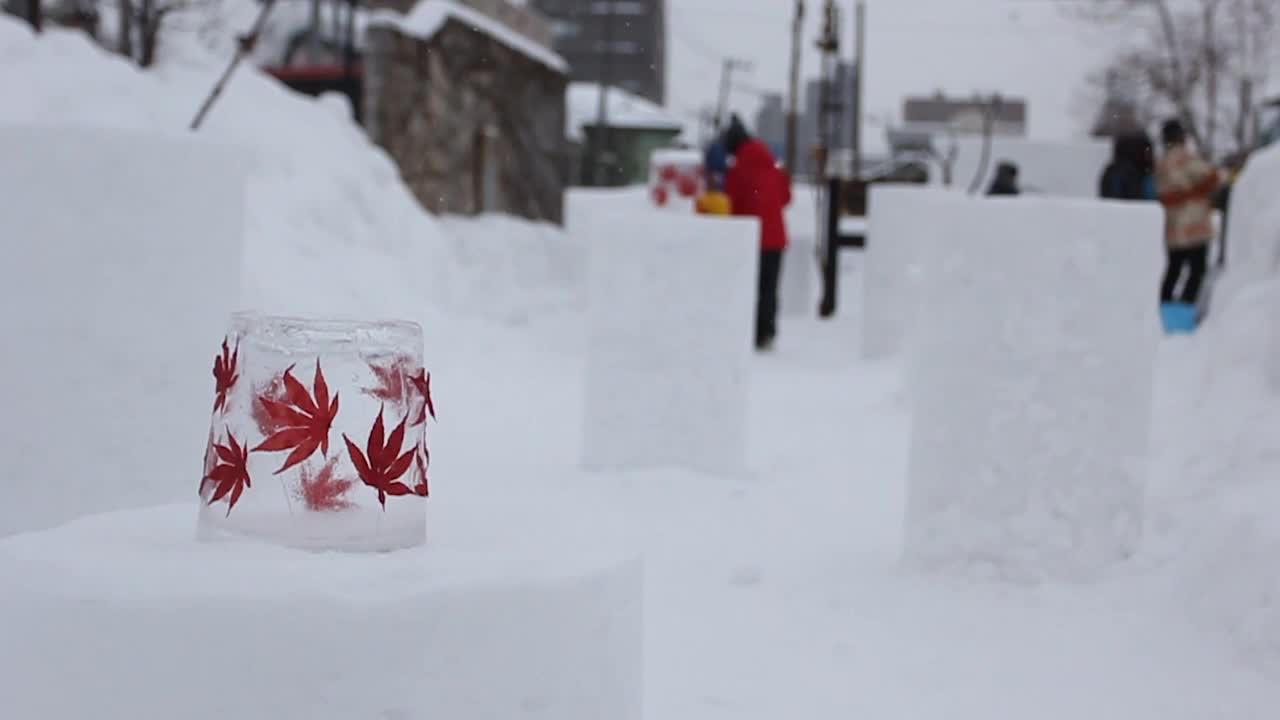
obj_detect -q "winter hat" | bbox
[723,114,749,155]
[1161,118,1186,147]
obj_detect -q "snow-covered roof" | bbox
[566,83,684,142]
[368,0,567,74]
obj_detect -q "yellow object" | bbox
[696,191,731,216]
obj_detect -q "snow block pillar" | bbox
[0,506,644,720]
[0,125,247,537]
[903,196,1163,581]
[583,209,758,475]
[780,233,816,317]
[198,312,434,552]
[862,185,960,360]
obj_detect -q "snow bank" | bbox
[1163,276,1280,672]
[582,194,758,475]
[1167,146,1280,673]
[0,504,644,720]
[1216,144,1280,317]
[0,20,455,321]
[948,137,1111,198]
[0,124,247,537]
[903,195,1163,581]
[862,185,963,359]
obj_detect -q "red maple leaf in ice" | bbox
[252,359,340,475]
[295,456,355,512]
[408,368,435,426]
[413,443,429,497]
[250,376,290,437]
[362,359,409,410]
[203,429,252,515]
[344,406,416,509]
[212,337,239,414]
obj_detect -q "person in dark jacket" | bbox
[722,114,792,351]
[986,161,1020,196]
[1099,132,1155,200]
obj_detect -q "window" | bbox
[591,1,646,16]
[550,19,580,37]
[593,40,640,54]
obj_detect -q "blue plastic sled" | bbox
[1160,302,1198,334]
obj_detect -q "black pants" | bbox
[1160,244,1208,304]
[757,249,783,347]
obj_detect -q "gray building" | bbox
[754,93,786,156]
[527,0,666,105]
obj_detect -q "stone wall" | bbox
[364,20,567,224]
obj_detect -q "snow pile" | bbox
[582,193,758,475]
[904,195,1164,581]
[0,125,248,537]
[438,212,585,323]
[1216,144,1280,321]
[1161,276,1280,673]
[1163,146,1280,672]
[0,19,455,321]
[947,137,1111,198]
[0,17,582,534]
[0,504,644,720]
[862,184,963,359]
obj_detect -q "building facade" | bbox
[364,11,569,224]
[527,0,666,106]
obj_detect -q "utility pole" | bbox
[851,0,865,180]
[593,1,615,186]
[785,0,805,172]
[715,58,753,131]
[814,0,840,182]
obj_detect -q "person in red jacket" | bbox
[722,114,792,351]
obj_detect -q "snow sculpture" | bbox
[583,212,758,475]
[863,185,963,360]
[198,312,433,552]
[903,196,1163,581]
[0,505,644,720]
[0,125,246,537]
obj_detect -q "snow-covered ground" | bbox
[4,14,1280,719]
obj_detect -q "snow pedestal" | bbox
[862,185,963,360]
[779,234,816,317]
[0,125,247,537]
[199,312,433,552]
[583,212,758,475]
[0,505,643,720]
[903,196,1164,581]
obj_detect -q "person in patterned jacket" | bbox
[1155,119,1222,305]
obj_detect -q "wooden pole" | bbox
[784,0,804,172]
[851,0,864,180]
[189,0,280,131]
[592,1,614,186]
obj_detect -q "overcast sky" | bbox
[665,0,1130,150]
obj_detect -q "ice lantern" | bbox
[197,313,434,552]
